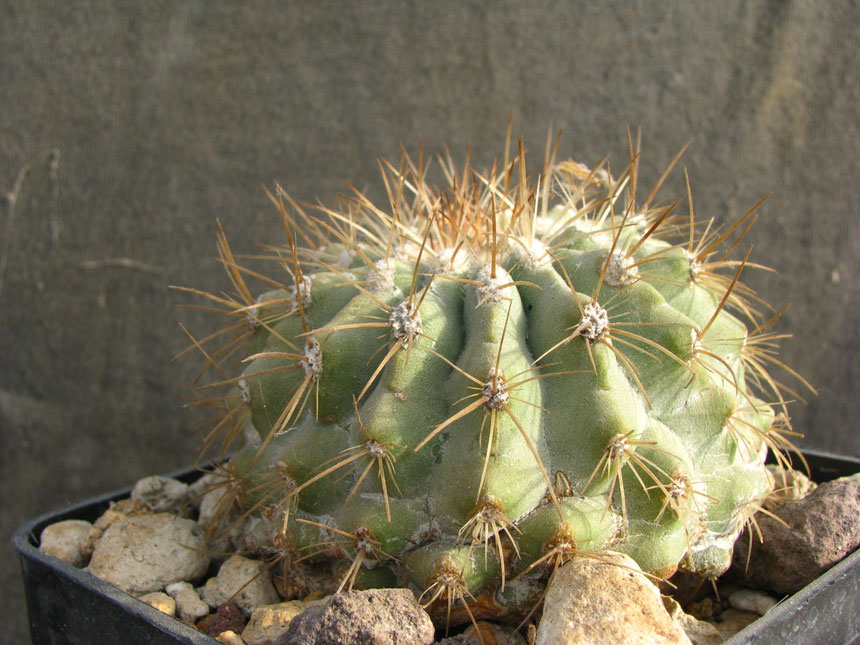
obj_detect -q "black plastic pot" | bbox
[14,466,217,645]
[14,450,860,644]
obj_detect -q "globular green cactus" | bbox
[184,135,811,622]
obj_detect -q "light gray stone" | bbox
[536,552,691,645]
[201,555,281,614]
[728,588,776,616]
[39,519,93,567]
[86,513,210,595]
[196,481,247,557]
[132,475,190,513]
[165,580,194,597]
[175,586,211,623]
[189,474,222,512]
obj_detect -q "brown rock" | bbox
[731,473,860,595]
[199,602,248,638]
[277,588,435,645]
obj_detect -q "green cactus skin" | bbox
[185,137,811,622]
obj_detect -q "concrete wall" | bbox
[2,2,857,640]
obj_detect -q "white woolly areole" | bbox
[580,302,610,340]
[289,274,314,312]
[237,378,251,404]
[302,337,322,380]
[593,168,613,187]
[534,214,558,237]
[370,259,396,291]
[354,526,377,556]
[690,327,705,358]
[245,300,262,328]
[389,300,423,348]
[433,247,471,274]
[512,236,551,270]
[571,216,603,234]
[603,249,640,288]
[476,265,507,304]
[482,371,509,409]
[366,440,386,459]
[336,247,357,267]
[683,248,702,281]
[270,460,298,491]
[607,433,630,460]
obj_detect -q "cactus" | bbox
[183,134,811,621]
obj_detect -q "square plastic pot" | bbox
[14,450,860,644]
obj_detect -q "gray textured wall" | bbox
[2,2,857,641]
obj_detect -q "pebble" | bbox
[131,475,190,514]
[93,498,153,530]
[662,596,723,645]
[197,481,245,556]
[728,588,776,616]
[197,480,236,531]
[86,513,210,595]
[242,599,327,645]
[216,630,247,645]
[198,602,248,638]
[39,519,93,567]
[80,498,153,560]
[707,608,758,641]
[139,591,177,616]
[176,586,211,623]
[277,588,435,645]
[165,580,194,597]
[162,580,211,621]
[201,555,281,614]
[188,473,221,510]
[535,552,691,644]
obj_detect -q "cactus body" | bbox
[189,140,807,616]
